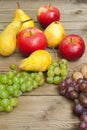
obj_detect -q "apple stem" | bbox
[29,30,33,36]
[52,48,59,62]
[70,37,73,43]
[48,4,51,9]
[17,2,21,9]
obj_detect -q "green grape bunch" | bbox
[46,59,68,84]
[0,64,45,113]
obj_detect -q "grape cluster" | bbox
[0,67,44,112]
[46,59,68,84]
[59,77,87,130]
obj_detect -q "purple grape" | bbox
[79,93,87,107]
[74,99,80,105]
[80,113,87,122]
[79,121,87,130]
[69,90,78,100]
[74,84,80,92]
[80,82,87,92]
[73,103,84,116]
[65,77,73,85]
[67,85,74,93]
[59,81,67,91]
[60,89,66,96]
[77,78,84,85]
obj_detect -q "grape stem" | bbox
[52,48,59,62]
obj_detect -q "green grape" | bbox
[47,70,55,77]
[9,98,18,107]
[0,105,4,112]
[51,61,58,67]
[61,76,67,81]
[30,73,37,79]
[60,68,68,76]
[37,72,44,77]
[0,90,9,99]
[0,74,8,84]
[33,80,38,89]
[54,67,61,76]
[5,105,13,112]
[12,76,19,84]
[0,99,1,104]
[19,77,24,84]
[47,77,54,84]
[27,85,33,92]
[12,70,17,75]
[1,98,9,107]
[7,79,13,85]
[10,64,17,70]
[19,71,29,77]
[35,75,42,83]
[47,65,54,71]
[26,80,33,92]
[13,90,22,97]
[38,78,45,86]
[59,59,68,68]
[7,85,14,95]
[20,83,27,92]
[6,71,14,78]
[0,84,6,91]
[13,84,20,90]
[53,76,61,84]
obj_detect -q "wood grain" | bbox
[0,0,87,130]
[0,96,79,130]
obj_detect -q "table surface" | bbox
[0,0,87,130]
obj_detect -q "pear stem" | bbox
[17,2,21,9]
[52,48,59,62]
[16,67,21,75]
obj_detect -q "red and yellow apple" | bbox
[59,34,85,61]
[37,5,60,28]
[17,27,47,57]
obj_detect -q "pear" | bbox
[18,50,52,72]
[13,2,34,32]
[0,20,23,56]
[44,21,66,48]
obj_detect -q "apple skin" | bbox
[59,34,85,61]
[17,27,47,57]
[37,5,60,28]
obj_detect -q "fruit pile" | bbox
[59,65,87,130]
[0,2,86,130]
[0,66,44,112]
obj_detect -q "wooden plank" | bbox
[0,21,87,31]
[0,96,79,130]
[0,0,87,22]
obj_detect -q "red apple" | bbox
[37,5,60,28]
[17,27,47,57]
[59,34,85,61]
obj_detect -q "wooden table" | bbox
[0,0,87,130]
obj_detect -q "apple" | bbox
[17,27,47,57]
[59,34,85,61]
[37,5,60,28]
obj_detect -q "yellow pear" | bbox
[0,20,23,56]
[44,21,66,48]
[13,2,34,32]
[18,50,52,72]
